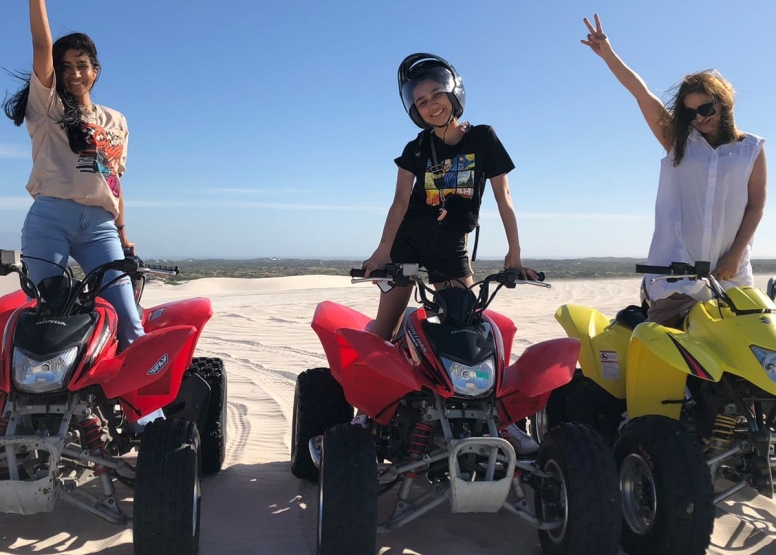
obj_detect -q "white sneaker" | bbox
[505,423,539,454]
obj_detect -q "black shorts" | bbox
[390,217,472,284]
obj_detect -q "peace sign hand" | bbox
[581,14,613,59]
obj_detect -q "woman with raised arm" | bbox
[582,14,767,328]
[3,0,143,349]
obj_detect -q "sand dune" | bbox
[0,274,775,554]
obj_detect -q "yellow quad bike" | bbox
[540,261,776,555]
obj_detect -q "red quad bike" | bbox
[290,263,622,555]
[0,250,227,555]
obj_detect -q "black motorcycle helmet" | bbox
[398,53,466,130]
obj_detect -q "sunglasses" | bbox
[685,102,716,120]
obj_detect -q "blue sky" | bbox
[1,0,774,260]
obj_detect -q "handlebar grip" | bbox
[148,264,180,274]
[507,269,545,282]
[636,264,672,275]
[350,268,388,278]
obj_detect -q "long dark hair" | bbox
[3,33,100,154]
[661,70,743,166]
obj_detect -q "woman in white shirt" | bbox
[582,14,768,328]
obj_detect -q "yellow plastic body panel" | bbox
[627,288,776,418]
[683,296,776,394]
[725,286,776,312]
[555,304,629,399]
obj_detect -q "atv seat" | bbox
[615,305,648,330]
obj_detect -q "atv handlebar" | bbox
[142,264,179,276]
[350,263,550,325]
[0,249,181,316]
[483,269,546,288]
[636,261,711,278]
[350,264,545,286]
[107,256,179,276]
[350,263,419,287]
[637,260,739,312]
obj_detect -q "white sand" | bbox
[0,273,775,555]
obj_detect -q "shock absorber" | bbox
[707,413,737,457]
[398,421,435,502]
[405,421,434,479]
[0,394,9,437]
[80,416,110,476]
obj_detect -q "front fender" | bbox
[555,304,630,399]
[626,323,722,419]
[311,301,372,382]
[74,325,198,420]
[555,303,610,375]
[688,301,776,395]
[335,328,423,425]
[142,297,212,369]
[497,338,579,425]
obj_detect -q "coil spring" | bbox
[707,413,737,456]
[80,417,109,476]
[405,421,434,479]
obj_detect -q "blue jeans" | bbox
[21,196,144,349]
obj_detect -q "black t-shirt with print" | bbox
[394,124,515,233]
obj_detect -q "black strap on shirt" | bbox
[427,130,481,262]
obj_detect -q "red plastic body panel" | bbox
[483,309,516,363]
[0,301,34,393]
[68,299,119,386]
[405,309,454,397]
[335,328,423,425]
[312,301,373,382]
[141,296,212,333]
[76,325,198,422]
[0,290,27,315]
[312,300,579,428]
[0,292,210,420]
[496,337,580,425]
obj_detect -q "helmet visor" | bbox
[401,66,456,114]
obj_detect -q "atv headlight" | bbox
[13,347,78,394]
[751,346,776,382]
[442,356,495,397]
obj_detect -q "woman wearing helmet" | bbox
[362,53,536,342]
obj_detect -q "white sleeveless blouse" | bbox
[646,130,765,301]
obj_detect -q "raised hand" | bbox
[581,14,613,59]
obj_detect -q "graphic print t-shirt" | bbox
[394,125,514,232]
[24,72,128,218]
